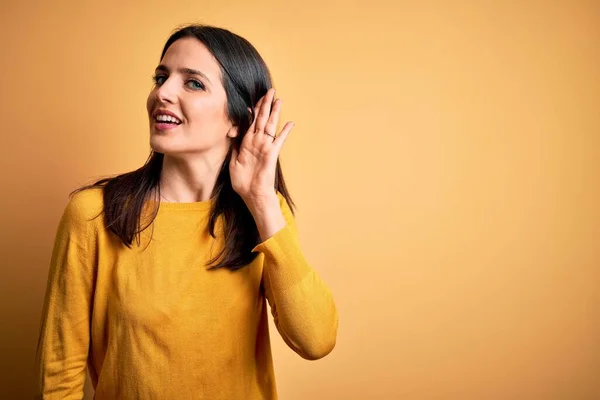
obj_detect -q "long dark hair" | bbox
[73,24,294,271]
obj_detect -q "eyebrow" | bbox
[155,64,212,85]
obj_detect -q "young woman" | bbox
[35,24,338,399]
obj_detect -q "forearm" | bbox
[265,259,339,360]
[253,217,338,360]
[249,192,338,359]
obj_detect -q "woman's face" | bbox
[146,37,237,157]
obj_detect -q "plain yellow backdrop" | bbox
[1,0,599,399]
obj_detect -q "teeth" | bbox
[156,114,181,124]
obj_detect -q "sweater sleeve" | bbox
[252,193,338,360]
[34,192,99,399]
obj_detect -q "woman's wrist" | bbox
[244,194,286,241]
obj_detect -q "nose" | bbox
[155,77,177,104]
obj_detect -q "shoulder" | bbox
[60,187,104,231]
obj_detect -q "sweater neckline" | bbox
[150,198,214,211]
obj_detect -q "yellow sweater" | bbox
[34,188,338,399]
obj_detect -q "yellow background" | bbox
[1,0,599,398]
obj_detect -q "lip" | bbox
[153,122,180,131]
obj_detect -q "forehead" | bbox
[160,37,222,82]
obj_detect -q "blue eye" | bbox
[152,74,167,85]
[186,79,204,90]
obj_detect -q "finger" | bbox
[272,121,294,153]
[254,89,275,134]
[265,98,282,136]
[249,97,264,132]
[254,96,264,113]
[248,96,264,133]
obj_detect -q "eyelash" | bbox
[151,74,205,91]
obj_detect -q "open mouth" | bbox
[154,114,182,125]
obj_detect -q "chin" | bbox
[150,134,183,155]
[149,135,211,157]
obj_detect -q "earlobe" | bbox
[227,125,239,138]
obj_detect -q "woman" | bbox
[34,24,338,399]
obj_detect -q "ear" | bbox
[227,125,239,138]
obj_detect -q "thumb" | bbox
[231,146,238,162]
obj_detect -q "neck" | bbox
[159,151,227,203]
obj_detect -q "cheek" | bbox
[184,99,222,126]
